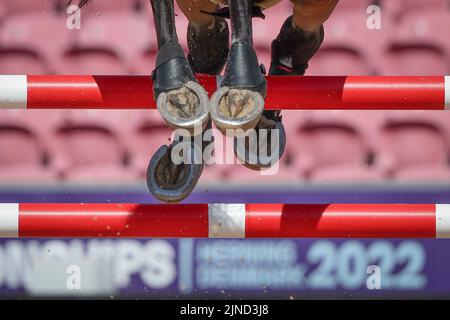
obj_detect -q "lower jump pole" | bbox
[1,203,449,239]
[0,75,448,110]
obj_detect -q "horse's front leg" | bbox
[150,0,209,132]
[210,0,285,171]
[147,0,210,203]
[210,0,266,135]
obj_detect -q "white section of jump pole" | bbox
[0,75,27,109]
[0,203,19,238]
[436,204,450,239]
[445,76,450,110]
[208,204,246,238]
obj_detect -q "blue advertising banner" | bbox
[0,239,449,297]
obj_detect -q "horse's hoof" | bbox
[153,41,210,134]
[210,86,264,135]
[147,144,203,203]
[233,118,286,171]
[157,81,210,135]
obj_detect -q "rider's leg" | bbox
[176,0,229,74]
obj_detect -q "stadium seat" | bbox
[0,12,72,73]
[291,111,383,182]
[59,12,154,74]
[2,0,58,15]
[375,111,450,182]
[382,0,449,21]
[0,110,58,183]
[382,9,450,75]
[0,50,48,74]
[51,110,137,183]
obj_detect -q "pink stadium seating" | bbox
[51,110,137,183]
[0,3,5,20]
[375,112,450,181]
[382,0,449,20]
[0,110,58,183]
[2,0,58,15]
[61,49,127,75]
[290,111,384,182]
[59,12,155,74]
[0,50,48,74]
[382,9,450,75]
[0,12,72,74]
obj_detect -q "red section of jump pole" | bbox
[245,204,436,238]
[18,203,209,238]
[26,75,447,110]
[28,75,154,109]
[12,203,439,238]
[266,76,445,110]
[27,75,218,109]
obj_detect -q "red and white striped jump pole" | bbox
[1,203,449,239]
[0,75,448,110]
